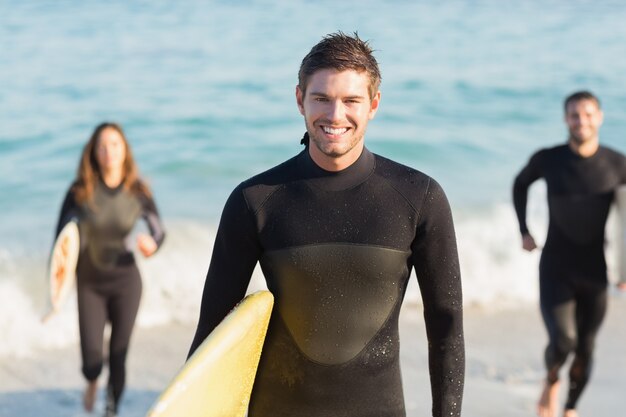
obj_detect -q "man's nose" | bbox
[327,100,346,121]
[571,116,583,126]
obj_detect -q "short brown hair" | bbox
[564,91,601,112]
[298,32,381,99]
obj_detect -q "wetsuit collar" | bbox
[298,146,375,191]
[565,142,602,160]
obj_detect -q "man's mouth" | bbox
[322,126,349,135]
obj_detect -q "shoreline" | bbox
[1,296,625,417]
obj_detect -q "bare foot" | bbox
[563,409,578,417]
[83,380,97,412]
[537,380,560,417]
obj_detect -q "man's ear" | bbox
[296,85,305,116]
[368,90,381,120]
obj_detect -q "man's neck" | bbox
[568,137,599,158]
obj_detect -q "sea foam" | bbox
[1,192,623,358]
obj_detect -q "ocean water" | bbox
[1,0,626,356]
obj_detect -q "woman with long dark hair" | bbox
[55,122,165,417]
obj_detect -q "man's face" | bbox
[296,69,380,168]
[565,99,603,144]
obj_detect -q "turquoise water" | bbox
[1,0,626,354]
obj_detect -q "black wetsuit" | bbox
[55,180,165,413]
[189,146,464,417]
[513,144,626,409]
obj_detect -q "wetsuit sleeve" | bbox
[139,193,166,249]
[55,185,79,238]
[513,151,543,235]
[411,179,464,417]
[187,186,262,358]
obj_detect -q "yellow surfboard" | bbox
[43,220,80,322]
[146,290,274,417]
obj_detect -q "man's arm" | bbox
[411,178,464,417]
[512,151,543,251]
[188,186,262,357]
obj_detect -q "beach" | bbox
[1,294,625,417]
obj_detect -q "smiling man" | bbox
[189,32,465,417]
[513,91,626,417]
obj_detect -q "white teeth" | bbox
[322,126,348,135]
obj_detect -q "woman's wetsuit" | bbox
[189,146,464,417]
[55,180,165,413]
[513,144,626,409]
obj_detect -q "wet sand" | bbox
[1,294,625,417]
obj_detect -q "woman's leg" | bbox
[77,280,108,411]
[106,265,142,414]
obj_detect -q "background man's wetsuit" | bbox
[513,144,626,409]
[189,145,464,417]
[56,180,165,413]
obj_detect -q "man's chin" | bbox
[570,134,592,144]
[311,140,349,158]
[319,148,348,158]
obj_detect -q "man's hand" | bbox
[617,282,626,292]
[522,233,538,252]
[137,234,158,257]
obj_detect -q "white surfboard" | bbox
[616,186,626,285]
[42,221,80,322]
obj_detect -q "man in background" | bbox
[513,91,626,417]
